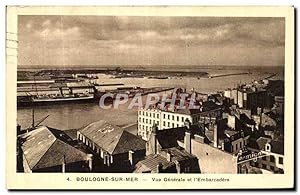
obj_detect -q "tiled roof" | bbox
[79,120,145,155]
[134,147,198,173]
[21,126,88,171]
[134,154,170,173]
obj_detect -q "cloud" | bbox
[17,16,285,66]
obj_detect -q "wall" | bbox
[138,108,194,140]
[22,154,32,173]
[191,139,237,173]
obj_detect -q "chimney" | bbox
[166,152,172,162]
[87,154,93,171]
[174,160,181,173]
[62,155,66,173]
[221,142,225,151]
[213,124,218,148]
[128,150,134,165]
[184,131,191,153]
[156,163,163,173]
[148,124,158,155]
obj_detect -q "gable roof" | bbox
[79,120,145,155]
[112,131,146,155]
[33,139,88,170]
[134,147,199,173]
[21,126,88,171]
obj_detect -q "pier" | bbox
[208,72,251,78]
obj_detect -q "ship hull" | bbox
[17,96,96,107]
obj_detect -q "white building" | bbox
[138,104,222,141]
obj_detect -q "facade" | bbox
[248,137,284,173]
[138,101,221,141]
[77,120,146,172]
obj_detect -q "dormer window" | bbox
[265,143,271,152]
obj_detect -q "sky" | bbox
[18,16,285,67]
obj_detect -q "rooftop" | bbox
[21,126,88,171]
[134,147,198,173]
[79,120,145,155]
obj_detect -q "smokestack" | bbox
[184,131,191,153]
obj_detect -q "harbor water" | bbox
[17,67,284,130]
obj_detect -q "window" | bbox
[182,117,184,122]
[149,113,151,117]
[270,155,275,163]
[163,121,165,126]
[146,112,148,117]
[172,115,174,120]
[146,119,148,124]
[279,157,283,164]
[139,117,141,122]
[177,116,179,121]
[177,124,179,127]
[149,119,151,124]
[168,122,170,127]
[168,115,170,119]
[163,114,166,119]
[157,114,159,118]
[172,123,174,128]
[239,142,242,149]
[157,121,159,125]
